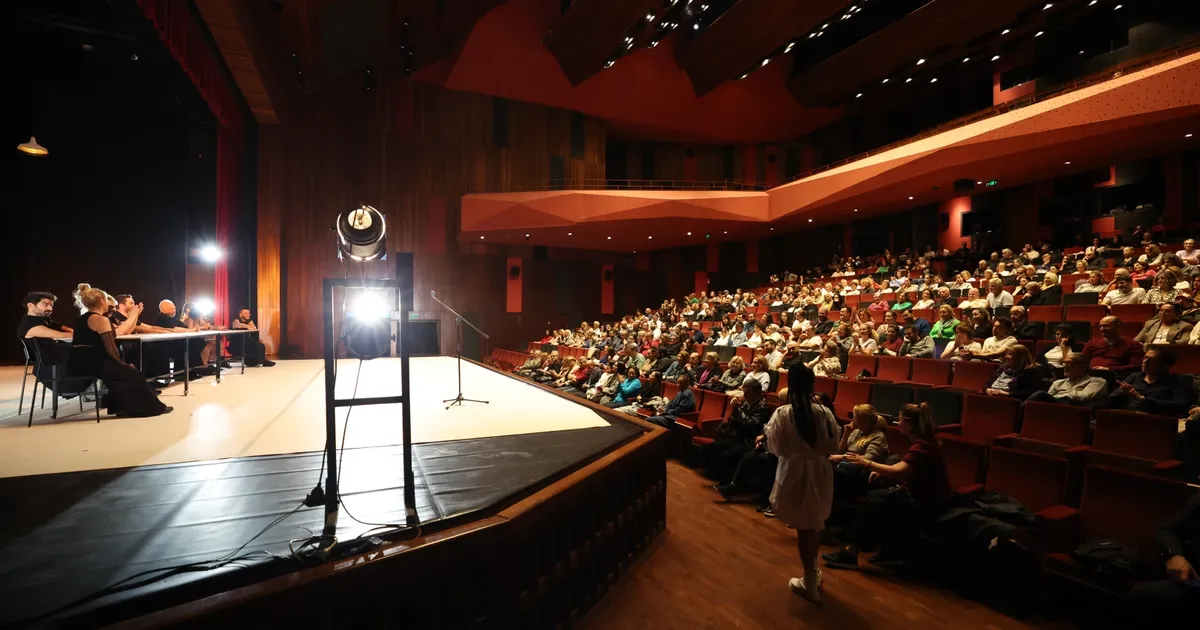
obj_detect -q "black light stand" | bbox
[318,253,419,550]
[428,290,490,409]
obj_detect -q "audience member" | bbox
[969,308,993,339]
[1126,494,1200,623]
[896,325,934,358]
[928,305,960,342]
[1134,303,1193,345]
[986,279,1014,309]
[1009,306,1042,340]
[941,322,981,361]
[829,404,889,500]
[704,379,772,487]
[1083,316,1145,378]
[1025,353,1108,407]
[972,317,1018,362]
[645,374,696,429]
[1102,269,1147,305]
[806,341,841,377]
[1073,271,1106,294]
[821,403,952,570]
[1039,323,1082,376]
[1104,347,1195,416]
[983,346,1045,400]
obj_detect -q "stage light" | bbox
[17,136,48,156]
[856,93,863,98]
[1002,28,1011,35]
[1089,0,1097,4]
[962,57,970,63]
[992,55,1001,61]
[607,236,612,240]
[194,298,215,316]
[1114,4,1122,9]
[784,42,795,53]
[344,291,392,360]
[1065,161,1072,165]
[761,59,769,67]
[568,232,573,236]
[525,233,530,237]
[1187,133,1194,138]
[1043,3,1053,10]
[977,181,983,185]
[909,196,915,200]
[882,78,889,84]
[604,60,615,68]
[646,12,654,20]
[200,244,223,263]
[648,236,653,240]
[807,219,813,223]
[854,208,858,212]
[693,23,699,30]
[335,205,387,261]
[651,40,660,47]
[916,58,925,65]
[1035,31,1043,37]
[905,78,912,83]
[479,236,485,239]
[930,77,938,83]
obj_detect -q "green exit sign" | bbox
[985,180,999,187]
[408,312,419,321]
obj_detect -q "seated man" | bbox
[1024,353,1108,407]
[897,325,934,358]
[1126,494,1200,623]
[17,291,74,393]
[1102,269,1147,306]
[972,317,1019,362]
[705,379,773,490]
[1104,347,1195,416]
[645,374,696,429]
[230,308,275,366]
[154,299,202,381]
[1008,306,1043,341]
[1083,316,1145,380]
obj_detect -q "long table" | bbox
[55,329,257,398]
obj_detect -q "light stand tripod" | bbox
[429,290,490,409]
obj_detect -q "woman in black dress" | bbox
[67,284,171,417]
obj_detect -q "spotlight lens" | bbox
[194,298,215,316]
[349,293,389,321]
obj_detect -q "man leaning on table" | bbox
[231,308,275,367]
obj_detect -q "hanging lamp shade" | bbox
[17,137,48,156]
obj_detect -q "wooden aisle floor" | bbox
[580,460,1070,630]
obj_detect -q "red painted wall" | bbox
[939,196,971,252]
[601,263,614,315]
[694,271,708,296]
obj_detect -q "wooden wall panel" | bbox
[258,80,608,358]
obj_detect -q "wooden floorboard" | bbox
[580,460,1070,630]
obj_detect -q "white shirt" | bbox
[745,333,763,349]
[986,291,1014,308]
[1103,287,1147,305]
[942,340,981,360]
[982,335,1017,355]
[799,335,823,348]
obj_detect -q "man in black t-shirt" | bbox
[17,291,74,389]
[231,308,275,367]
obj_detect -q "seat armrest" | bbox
[935,386,983,394]
[892,381,934,388]
[937,423,963,434]
[991,433,1020,446]
[1034,505,1081,552]
[695,418,724,438]
[1151,459,1184,472]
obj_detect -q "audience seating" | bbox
[1060,321,1094,343]
[941,361,998,393]
[939,434,988,497]
[1044,465,1196,595]
[1165,343,1200,374]
[911,308,934,322]
[897,358,952,387]
[679,390,727,432]
[1066,410,1183,472]
[845,354,877,378]
[866,356,912,382]
[984,446,1075,522]
[995,401,1091,452]
[1065,305,1108,326]
[735,347,754,365]
[1061,292,1100,306]
[1109,304,1156,323]
[915,388,964,427]
[868,382,915,419]
[832,379,872,421]
[1028,306,1064,323]
[814,376,838,401]
[939,394,1020,441]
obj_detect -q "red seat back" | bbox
[986,447,1070,512]
[1028,306,1064,323]
[833,380,872,420]
[699,391,727,421]
[1110,304,1155,323]
[1078,465,1196,557]
[907,359,952,386]
[1171,344,1200,374]
[911,308,934,322]
[814,376,838,401]
[1092,410,1179,462]
[845,294,862,307]
[940,436,987,491]
[662,381,680,401]
[960,394,1020,440]
[884,424,910,457]
[735,347,754,365]
[775,369,789,394]
[1065,305,1108,326]
[845,354,877,377]
[1021,401,1090,447]
[874,356,912,381]
[950,361,998,391]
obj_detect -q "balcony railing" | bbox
[503,178,770,192]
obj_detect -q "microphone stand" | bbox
[429,291,490,409]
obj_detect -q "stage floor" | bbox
[0,356,611,479]
[0,358,644,626]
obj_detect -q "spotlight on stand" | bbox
[194,298,215,316]
[344,291,392,360]
[199,244,223,264]
[336,205,388,261]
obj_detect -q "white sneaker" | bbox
[788,570,823,603]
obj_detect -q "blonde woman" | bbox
[805,341,841,377]
[67,283,170,417]
[830,404,890,500]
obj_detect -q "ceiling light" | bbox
[1064,161,1072,165]
[769,228,775,231]
[651,40,659,47]
[701,4,709,10]
[738,73,749,80]
[908,196,914,200]
[905,78,912,83]
[976,181,983,185]
[784,42,795,53]
[1043,3,1053,10]
[856,93,863,98]
[1114,4,1122,9]
[568,232,573,236]
[1089,0,1097,5]
[646,12,655,20]
[604,60,614,68]
[607,236,612,240]
[525,233,530,237]
[648,236,653,239]
[479,236,485,239]
[808,33,816,39]
[962,57,970,63]
[1002,29,1011,35]
[1035,31,1043,37]
[687,232,692,236]
[1187,133,1194,138]
[1079,50,1085,54]
[625,36,633,43]
[881,78,889,84]
[16,136,48,156]
[821,23,829,30]
[807,219,813,223]
[916,58,925,65]
[723,231,728,234]
[854,208,858,212]
[761,58,770,67]
[693,23,699,30]
[930,77,938,83]
[992,55,1001,61]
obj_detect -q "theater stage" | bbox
[0,357,646,626]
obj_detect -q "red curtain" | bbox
[138,0,245,327]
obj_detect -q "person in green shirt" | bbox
[928,304,961,341]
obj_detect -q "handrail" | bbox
[781,38,1200,185]
[499,178,770,192]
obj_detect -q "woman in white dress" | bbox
[762,364,840,603]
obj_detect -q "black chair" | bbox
[993,305,1012,320]
[915,387,963,427]
[1062,292,1100,306]
[1057,320,1095,342]
[22,338,101,427]
[870,383,915,419]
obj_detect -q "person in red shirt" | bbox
[821,402,952,569]
[1082,316,1145,379]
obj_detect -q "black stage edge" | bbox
[0,421,642,627]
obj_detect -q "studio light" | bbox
[335,205,387,261]
[344,291,392,360]
[194,298,215,316]
[17,137,48,156]
[200,244,223,263]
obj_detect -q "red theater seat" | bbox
[680,390,727,431]
[939,435,987,496]
[1168,344,1200,374]
[995,401,1090,451]
[866,356,912,382]
[735,347,754,365]
[814,376,838,401]
[833,380,872,421]
[1084,410,1180,464]
[845,354,877,378]
[911,308,934,322]
[1109,304,1155,323]
[897,359,952,387]
[940,394,1020,441]
[1065,305,1108,326]
[1028,306,1064,323]
[985,447,1072,515]
[942,361,998,392]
